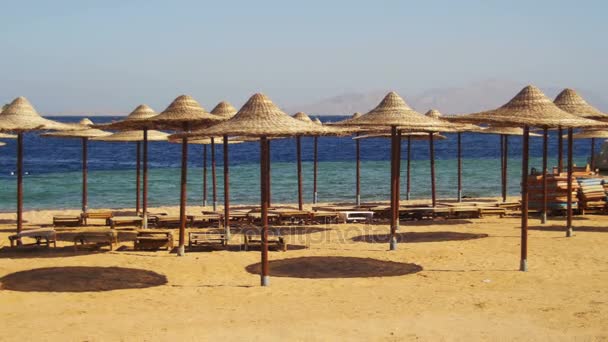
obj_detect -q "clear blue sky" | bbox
[1,0,606,114]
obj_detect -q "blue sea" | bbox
[0,116,594,211]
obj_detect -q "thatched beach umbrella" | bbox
[92,130,169,213]
[448,85,607,271]
[554,89,608,171]
[0,96,77,234]
[41,120,111,212]
[172,93,347,286]
[337,92,458,251]
[94,104,159,219]
[147,95,224,256]
[210,101,238,118]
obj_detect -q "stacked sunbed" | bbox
[528,173,579,212]
[577,177,607,213]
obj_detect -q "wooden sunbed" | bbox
[242,229,287,252]
[134,230,174,250]
[155,215,195,228]
[310,211,339,224]
[53,215,82,227]
[108,216,143,229]
[81,211,113,226]
[72,229,117,251]
[269,209,311,225]
[189,229,228,248]
[8,228,57,248]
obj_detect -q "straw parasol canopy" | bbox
[330,112,362,125]
[150,95,224,130]
[173,93,348,139]
[293,112,313,123]
[353,132,446,140]
[338,92,459,132]
[41,120,112,139]
[0,132,17,139]
[210,101,238,118]
[446,86,608,128]
[93,104,158,130]
[0,97,77,132]
[78,118,94,126]
[554,89,608,120]
[92,130,169,142]
[474,126,542,136]
[567,129,608,139]
[424,109,478,132]
[170,136,244,145]
[313,118,322,125]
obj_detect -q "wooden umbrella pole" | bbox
[389,126,397,251]
[395,130,401,231]
[211,137,217,211]
[558,127,564,173]
[504,135,509,202]
[430,132,437,208]
[566,128,573,237]
[457,132,462,202]
[501,135,506,202]
[203,145,207,207]
[260,137,270,286]
[142,128,149,228]
[223,135,231,240]
[590,138,596,171]
[178,124,189,256]
[296,136,303,210]
[406,136,411,201]
[267,140,272,207]
[313,136,318,204]
[136,141,141,214]
[17,132,23,234]
[82,137,88,213]
[355,134,361,205]
[520,126,529,271]
[541,128,548,224]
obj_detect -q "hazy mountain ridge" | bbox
[286,80,608,117]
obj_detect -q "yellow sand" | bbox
[0,202,607,341]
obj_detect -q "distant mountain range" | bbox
[285,79,608,117]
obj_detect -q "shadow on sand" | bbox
[527,225,608,233]
[0,245,111,259]
[245,256,423,279]
[351,231,489,244]
[0,266,167,292]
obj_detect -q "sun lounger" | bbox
[310,211,339,224]
[189,229,228,248]
[53,215,82,227]
[81,210,113,226]
[242,228,287,252]
[108,216,143,229]
[72,229,117,251]
[338,211,374,224]
[134,230,174,250]
[478,207,506,218]
[155,215,194,228]
[8,228,57,248]
[269,209,311,225]
[450,207,481,219]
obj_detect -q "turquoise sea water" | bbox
[0,156,587,212]
[0,116,595,212]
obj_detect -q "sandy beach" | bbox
[0,201,606,341]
